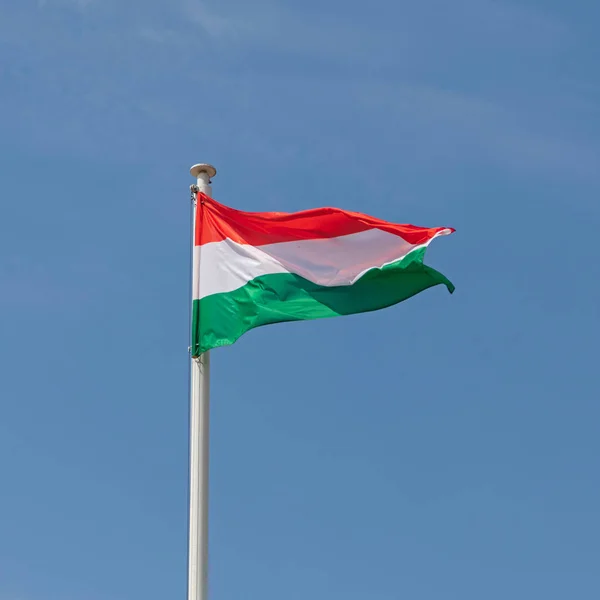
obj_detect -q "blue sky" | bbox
[1,0,599,598]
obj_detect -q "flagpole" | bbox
[188,163,216,600]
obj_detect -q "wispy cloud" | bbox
[348,81,599,176]
[38,0,96,9]
[181,0,248,39]
[136,26,182,45]
[179,0,568,61]
[1,0,596,181]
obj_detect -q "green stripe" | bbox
[191,247,454,356]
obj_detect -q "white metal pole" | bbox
[188,163,216,600]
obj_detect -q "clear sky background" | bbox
[1,0,599,598]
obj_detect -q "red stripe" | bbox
[196,193,454,247]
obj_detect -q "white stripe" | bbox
[193,228,443,300]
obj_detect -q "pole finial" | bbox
[190,164,217,180]
[190,163,217,197]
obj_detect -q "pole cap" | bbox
[190,164,217,179]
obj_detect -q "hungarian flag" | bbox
[191,193,454,356]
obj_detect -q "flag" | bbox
[191,192,454,356]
